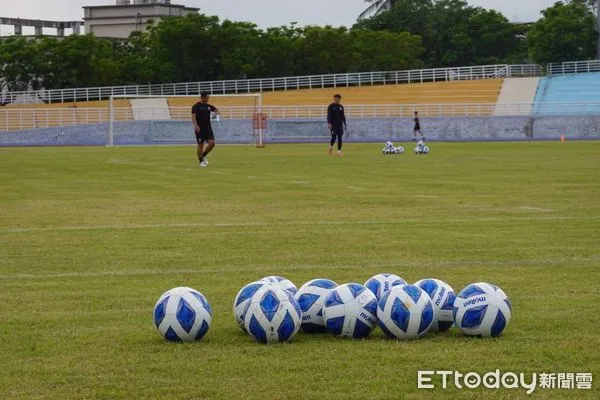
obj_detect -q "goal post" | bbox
[107,93,264,147]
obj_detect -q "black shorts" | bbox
[331,126,344,136]
[414,124,421,131]
[195,126,215,143]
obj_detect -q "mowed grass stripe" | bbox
[2,215,599,233]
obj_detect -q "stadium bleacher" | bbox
[533,72,600,115]
[167,79,504,118]
[0,100,131,131]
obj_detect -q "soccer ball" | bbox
[377,284,434,339]
[365,273,407,301]
[233,281,267,331]
[322,283,378,338]
[260,275,298,295]
[422,146,430,154]
[394,146,405,154]
[453,282,512,337]
[243,284,302,343]
[382,148,392,155]
[153,287,212,342]
[295,278,338,333]
[414,278,456,332]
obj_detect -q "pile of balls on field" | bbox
[382,141,405,155]
[414,139,430,155]
[382,140,430,155]
[153,274,512,344]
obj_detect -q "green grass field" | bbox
[1,142,599,399]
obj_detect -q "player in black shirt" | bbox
[192,92,219,168]
[413,111,423,140]
[327,94,347,156]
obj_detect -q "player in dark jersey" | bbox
[192,92,219,168]
[413,111,423,140]
[327,94,347,156]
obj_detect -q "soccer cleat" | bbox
[204,158,209,165]
[337,151,344,157]
[200,160,208,168]
[328,147,333,155]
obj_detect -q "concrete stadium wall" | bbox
[494,78,539,116]
[1,116,599,147]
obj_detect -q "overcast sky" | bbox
[0,0,560,34]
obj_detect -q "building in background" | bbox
[0,18,82,37]
[83,0,199,38]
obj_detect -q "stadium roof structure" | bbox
[0,17,82,37]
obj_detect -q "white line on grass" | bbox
[519,206,554,213]
[413,195,439,199]
[1,215,599,234]
[1,256,598,281]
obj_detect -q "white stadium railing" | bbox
[3,60,600,106]
[4,102,600,132]
[0,64,540,105]
[547,60,600,75]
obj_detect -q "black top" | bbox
[327,103,347,128]
[192,102,217,127]
[414,116,420,128]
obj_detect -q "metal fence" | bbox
[1,64,538,105]
[547,60,600,75]
[5,60,600,106]
[4,102,600,132]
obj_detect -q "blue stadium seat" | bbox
[533,72,600,115]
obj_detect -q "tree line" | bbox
[0,0,597,94]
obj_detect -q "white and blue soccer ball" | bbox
[453,282,511,337]
[295,279,338,333]
[415,140,429,154]
[377,284,434,339]
[394,146,405,154]
[153,287,212,342]
[383,141,396,154]
[233,281,267,331]
[260,276,298,295]
[243,284,302,343]
[414,278,456,332]
[322,283,378,338]
[365,273,407,301]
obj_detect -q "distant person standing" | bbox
[192,92,219,168]
[327,94,347,156]
[413,111,423,140]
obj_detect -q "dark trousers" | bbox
[330,126,344,150]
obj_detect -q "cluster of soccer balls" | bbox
[153,274,511,344]
[382,141,405,155]
[414,139,430,155]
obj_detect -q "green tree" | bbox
[468,9,519,65]
[297,26,354,74]
[0,37,42,93]
[359,0,400,20]
[257,25,303,77]
[36,35,120,90]
[528,1,598,64]
[147,14,222,83]
[354,0,432,39]
[349,29,424,71]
